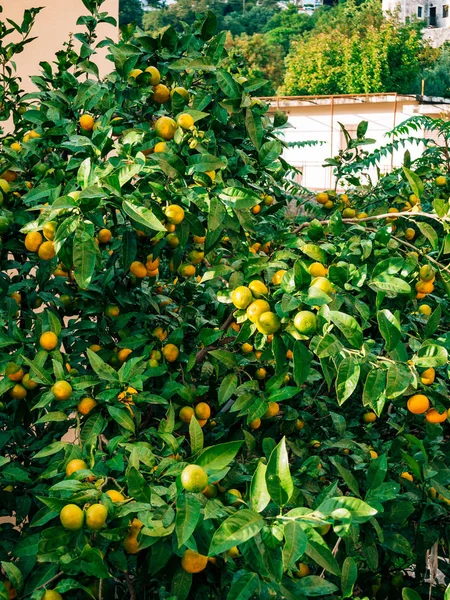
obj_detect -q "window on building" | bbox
[417,5,423,17]
[443,4,449,17]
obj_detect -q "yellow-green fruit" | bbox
[145,66,160,85]
[248,280,268,298]
[154,116,177,140]
[310,277,333,294]
[85,503,108,530]
[42,591,63,600]
[256,311,281,334]
[60,504,84,530]
[293,311,317,336]
[180,464,208,492]
[231,286,253,309]
[246,299,270,323]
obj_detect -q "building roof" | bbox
[260,93,450,110]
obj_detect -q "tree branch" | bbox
[293,210,444,233]
[194,311,236,364]
[124,572,136,600]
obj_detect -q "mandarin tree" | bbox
[1,2,450,600]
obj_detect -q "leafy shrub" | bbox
[1,2,450,600]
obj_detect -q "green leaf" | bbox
[369,275,411,297]
[127,467,151,503]
[317,497,377,523]
[295,576,338,596]
[362,369,386,415]
[293,341,312,387]
[171,568,192,600]
[282,521,307,570]
[266,437,293,507]
[424,304,442,338]
[413,342,448,368]
[217,70,241,97]
[208,349,236,368]
[1,562,22,591]
[402,590,422,600]
[73,222,98,289]
[250,460,270,513]
[385,364,410,401]
[341,557,357,598]
[335,357,360,406]
[169,57,216,71]
[176,493,202,548]
[186,153,227,174]
[377,309,401,351]
[107,406,135,433]
[226,572,260,600]
[218,187,261,209]
[86,348,119,382]
[300,243,328,264]
[218,373,237,405]
[35,411,68,424]
[402,166,424,198]
[305,529,341,576]
[33,442,67,459]
[329,457,360,496]
[417,222,438,251]
[122,200,166,232]
[245,108,263,150]
[329,311,363,348]
[209,509,264,555]
[366,454,388,490]
[195,441,242,471]
[189,416,204,455]
[21,355,53,386]
[259,140,282,166]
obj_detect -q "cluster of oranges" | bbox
[407,391,448,424]
[24,228,56,260]
[179,402,211,428]
[415,264,435,299]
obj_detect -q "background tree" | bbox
[224,31,285,94]
[423,44,450,97]
[281,0,426,95]
[119,0,145,26]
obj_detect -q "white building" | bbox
[262,93,450,190]
[383,0,450,45]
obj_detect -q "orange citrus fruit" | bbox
[179,406,195,423]
[66,459,87,477]
[25,231,43,252]
[195,402,211,420]
[155,116,177,140]
[407,394,430,414]
[163,344,179,363]
[52,380,73,401]
[77,397,97,415]
[272,270,286,285]
[40,331,58,350]
[425,408,447,424]
[181,549,208,573]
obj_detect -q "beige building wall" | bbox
[3,0,119,91]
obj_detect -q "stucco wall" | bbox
[2,0,119,91]
[268,97,449,190]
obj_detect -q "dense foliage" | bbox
[2,2,450,600]
[120,0,450,97]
